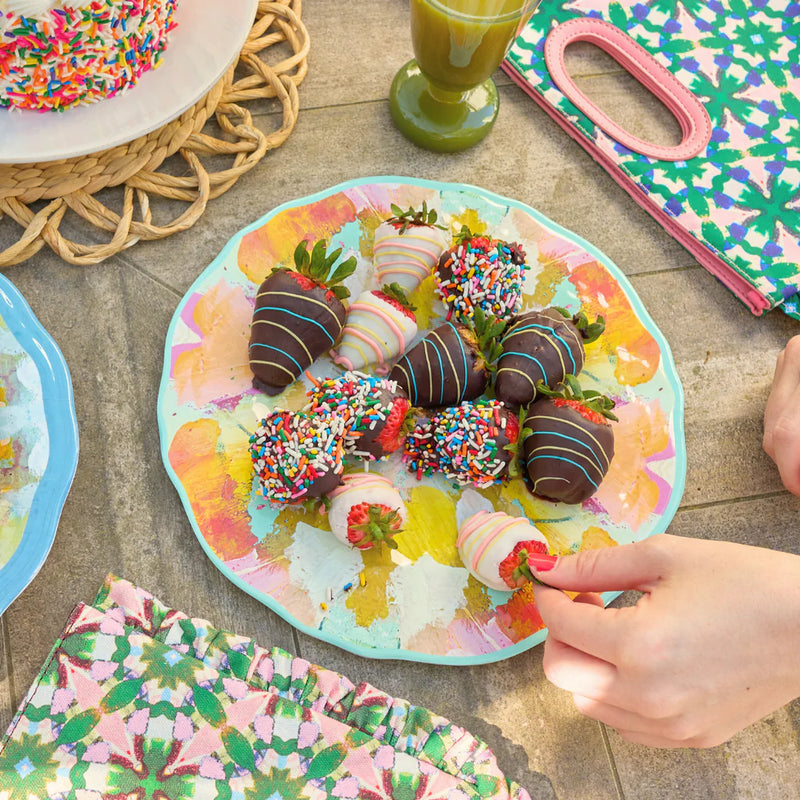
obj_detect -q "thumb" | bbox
[533,536,669,594]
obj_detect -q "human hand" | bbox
[763,335,800,495]
[532,534,800,748]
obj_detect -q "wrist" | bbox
[766,549,800,699]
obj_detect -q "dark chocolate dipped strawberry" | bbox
[523,375,616,504]
[435,225,528,322]
[494,306,605,409]
[306,371,414,461]
[249,409,347,505]
[389,306,506,408]
[404,399,520,488]
[249,239,357,394]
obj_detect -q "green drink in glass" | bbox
[390,0,538,152]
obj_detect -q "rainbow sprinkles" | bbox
[0,0,178,112]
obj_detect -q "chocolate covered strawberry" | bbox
[435,226,529,322]
[373,201,449,293]
[389,307,506,407]
[327,473,406,550]
[306,371,414,461]
[523,375,617,504]
[495,306,605,409]
[249,409,346,505]
[332,283,417,375]
[249,239,357,394]
[404,399,520,488]
[457,509,550,591]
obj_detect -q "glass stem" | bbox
[426,81,467,104]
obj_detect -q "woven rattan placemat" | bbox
[0,0,309,267]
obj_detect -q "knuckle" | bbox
[685,731,727,749]
[771,412,800,444]
[571,546,606,582]
[783,334,800,363]
[662,717,699,742]
[541,644,562,685]
[635,687,681,720]
[640,533,673,565]
[762,427,774,457]
[617,621,679,677]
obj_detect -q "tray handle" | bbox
[544,17,711,162]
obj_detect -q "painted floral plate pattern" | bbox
[157,177,686,665]
[0,273,78,616]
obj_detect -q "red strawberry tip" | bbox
[346,502,403,550]
[552,397,608,426]
[372,284,417,321]
[498,539,549,589]
[374,396,413,454]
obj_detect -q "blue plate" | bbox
[0,273,78,616]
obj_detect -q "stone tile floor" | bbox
[1,1,799,798]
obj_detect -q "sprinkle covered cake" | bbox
[0,0,178,112]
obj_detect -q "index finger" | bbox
[534,582,625,664]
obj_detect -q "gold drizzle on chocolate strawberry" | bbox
[249,239,356,394]
[389,321,488,407]
[495,308,586,408]
[249,271,346,392]
[523,398,615,504]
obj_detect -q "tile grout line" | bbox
[677,489,790,514]
[599,722,626,800]
[0,614,18,736]
[291,627,303,660]
[115,252,185,299]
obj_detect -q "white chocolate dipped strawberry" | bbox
[331,283,417,375]
[327,473,407,550]
[373,202,450,294]
[456,509,549,591]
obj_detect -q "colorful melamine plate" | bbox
[0,273,78,616]
[157,177,686,665]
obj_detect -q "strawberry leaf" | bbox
[455,224,476,244]
[328,255,358,286]
[293,240,311,271]
[387,200,447,233]
[331,284,351,301]
[380,282,416,311]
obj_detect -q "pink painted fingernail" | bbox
[527,553,558,572]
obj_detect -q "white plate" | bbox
[0,0,258,164]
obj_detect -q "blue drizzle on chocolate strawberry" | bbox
[494,307,604,409]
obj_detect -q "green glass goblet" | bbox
[390,0,538,152]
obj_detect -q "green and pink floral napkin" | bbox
[0,576,534,798]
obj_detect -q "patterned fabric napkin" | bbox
[0,576,533,799]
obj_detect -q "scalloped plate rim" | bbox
[0,273,79,616]
[157,175,687,665]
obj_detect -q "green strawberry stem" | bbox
[553,306,605,344]
[389,200,447,234]
[351,505,401,550]
[511,557,536,585]
[291,239,357,299]
[504,406,532,478]
[467,306,507,371]
[455,224,477,244]
[380,282,417,312]
[535,375,618,421]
